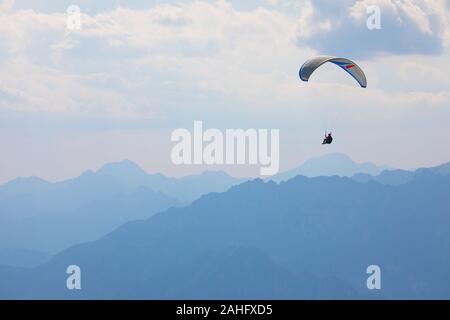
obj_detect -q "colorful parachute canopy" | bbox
[299,56,367,88]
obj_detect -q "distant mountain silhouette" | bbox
[416,162,450,176]
[352,162,450,185]
[2,169,449,299]
[0,176,52,197]
[0,160,244,260]
[0,160,244,222]
[352,169,414,185]
[0,186,180,253]
[0,169,132,221]
[96,160,246,203]
[273,153,392,182]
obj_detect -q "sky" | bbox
[0,0,449,182]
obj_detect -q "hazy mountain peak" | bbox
[0,176,51,195]
[96,159,148,177]
[1,176,49,187]
[416,162,450,176]
[351,161,450,186]
[273,153,392,182]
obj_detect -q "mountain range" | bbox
[0,153,387,256]
[272,153,392,182]
[1,153,449,300]
[0,167,449,299]
[352,161,450,185]
[0,160,244,254]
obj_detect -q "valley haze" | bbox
[0,153,449,299]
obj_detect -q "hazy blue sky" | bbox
[0,0,449,182]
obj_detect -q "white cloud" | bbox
[296,0,450,58]
[0,0,14,14]
[0,1,448,117]
[0,0,449,181]
[0,1,309,117]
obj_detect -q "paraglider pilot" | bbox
[322,132,333,145]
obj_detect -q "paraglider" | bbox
[322,132,333,145]
[299,55,367,88]
[299,56,367,144]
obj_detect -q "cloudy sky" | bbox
[0,0,449,182]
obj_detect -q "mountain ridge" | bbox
[2,170,448,299]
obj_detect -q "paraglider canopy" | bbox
[299,56,367,88]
